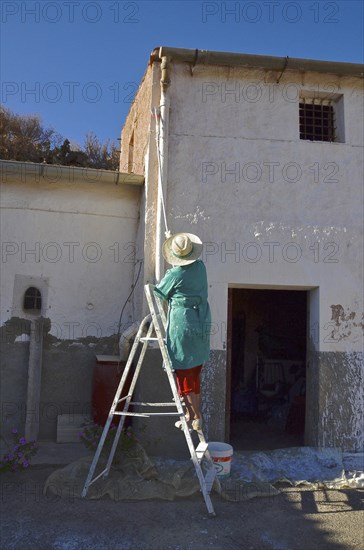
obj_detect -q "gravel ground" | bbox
[1,465,363,550]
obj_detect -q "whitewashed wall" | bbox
[157,62,363,450]
[1,173,141,339]
[0,167,142,441]
[165,63,363,355]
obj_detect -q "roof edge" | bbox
[150,46,364,77]
[0,160,144,186]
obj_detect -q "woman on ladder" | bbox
[153,233,211,431]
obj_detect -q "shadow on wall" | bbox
[0,316,119,442]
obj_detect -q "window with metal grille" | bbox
[299,100,336,142]
[23,287,42,312]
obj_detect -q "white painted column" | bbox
[25,318,43,441]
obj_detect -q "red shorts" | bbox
[175,365,202,396]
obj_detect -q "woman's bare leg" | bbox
[185,392,201,420]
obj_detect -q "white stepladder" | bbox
[82,284,219,516]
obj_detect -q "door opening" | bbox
[228,288,307,451]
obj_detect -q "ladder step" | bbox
[113,411,181,417]
[140,337,165,349]
[195,442,208,461]
[130,401,176,407]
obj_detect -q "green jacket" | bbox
[153,259,211,370]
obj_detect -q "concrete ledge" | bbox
[32,442,92,465]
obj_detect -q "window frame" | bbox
[23,286,42,314]
[299,92,345,144]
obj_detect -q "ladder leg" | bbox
[82,314,152,497]
[145,285,217,516]
[181,423,216,516]
[154,294,168,329]
[104,322,155,474]
[81,413,114,497]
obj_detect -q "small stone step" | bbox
[57,414,91,443]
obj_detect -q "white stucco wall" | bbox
[1,171,141,339]
[164,63,363,355]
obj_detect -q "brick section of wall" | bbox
[119,65,154,176]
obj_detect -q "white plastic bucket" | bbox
[208,442,233,478]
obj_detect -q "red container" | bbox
[92,355,132,427]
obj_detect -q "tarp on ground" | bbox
[43,445,363,503]
[231,447,364,489]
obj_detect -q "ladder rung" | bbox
[113,411,181,417]
[117,395,130,404]
[140,337,165,342]
[196,442,208,453]
[130,401,176,407]
[139,337,164,349]
[195,442,208,461]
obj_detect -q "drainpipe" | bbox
[155,53,172,282]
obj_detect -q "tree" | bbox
[83,132,120,170]
[0,106,120,170]
[0,106,61,163]
[50,138,88,167]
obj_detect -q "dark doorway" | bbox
[228,288,307,451]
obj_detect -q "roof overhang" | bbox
[151,46,364,78]
[0,160,144,187]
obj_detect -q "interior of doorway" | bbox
[228,288,307,451]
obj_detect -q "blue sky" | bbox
[1,0,363,147]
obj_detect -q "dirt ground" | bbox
[0,465,363,550]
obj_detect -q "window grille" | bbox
[23,287,42,312]
[299,99,336,142]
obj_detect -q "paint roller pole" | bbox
[155,55,171,282]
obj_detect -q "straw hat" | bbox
[162,233,203,266]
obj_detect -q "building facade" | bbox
[120,47,363,454]
[1,47,362,456]
[0,161,142,441]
